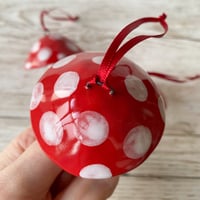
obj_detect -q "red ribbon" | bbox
[40,8,79,32]
[148,72,200,83]
[87,14,168,94]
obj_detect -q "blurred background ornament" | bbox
[24,8,82,70]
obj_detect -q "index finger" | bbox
[0,127,35,170]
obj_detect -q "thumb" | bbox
[1,141,62,197]
[0,127,36,170]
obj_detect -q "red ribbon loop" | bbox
[87,14,168,94]
[148,72,200,83]
[40,8,79,32]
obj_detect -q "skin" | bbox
[0,127,119,200]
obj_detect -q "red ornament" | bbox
[30,14,168,179]
[25,9,82,70]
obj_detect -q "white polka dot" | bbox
[57,53,66,60]
[52,55,77,69]
[74,111,109,147]
[54,71,80,98]
[124,75,148,102]
[37,47,52,62]
[39,111,63,146]
[66,41,80,52]
[123,126,152,159]
[31,41,40,53]
[80,164,112,179]
[158,96,165,122]
[30,82,44,110]
[25,62,32,69]
[92,56,103,65]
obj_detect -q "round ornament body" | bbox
[30,52,165,179]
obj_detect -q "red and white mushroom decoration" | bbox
[30,14,168,179]
[25,9,82,70]
[25,34,82,69]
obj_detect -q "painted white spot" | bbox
[30,82,44,110]
[37,47,52,62]
[31,41,40,53]
[57,53,66,60]
[54,71,80,98]
[66,41,79,52]
[124,75,148,102]
[25,62,32,69]
[52,55,77,68]
[92,56,103,65]
[158,96,165,122]
[112,65,131,77]
[123,126,152,159]
[74,111,109,147]
[80,164,112,179]
[39,111,63,146]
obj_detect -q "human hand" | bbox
[0,127,119,200]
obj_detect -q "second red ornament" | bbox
[25,9,82,70]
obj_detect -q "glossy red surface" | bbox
[30,52,165,179]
